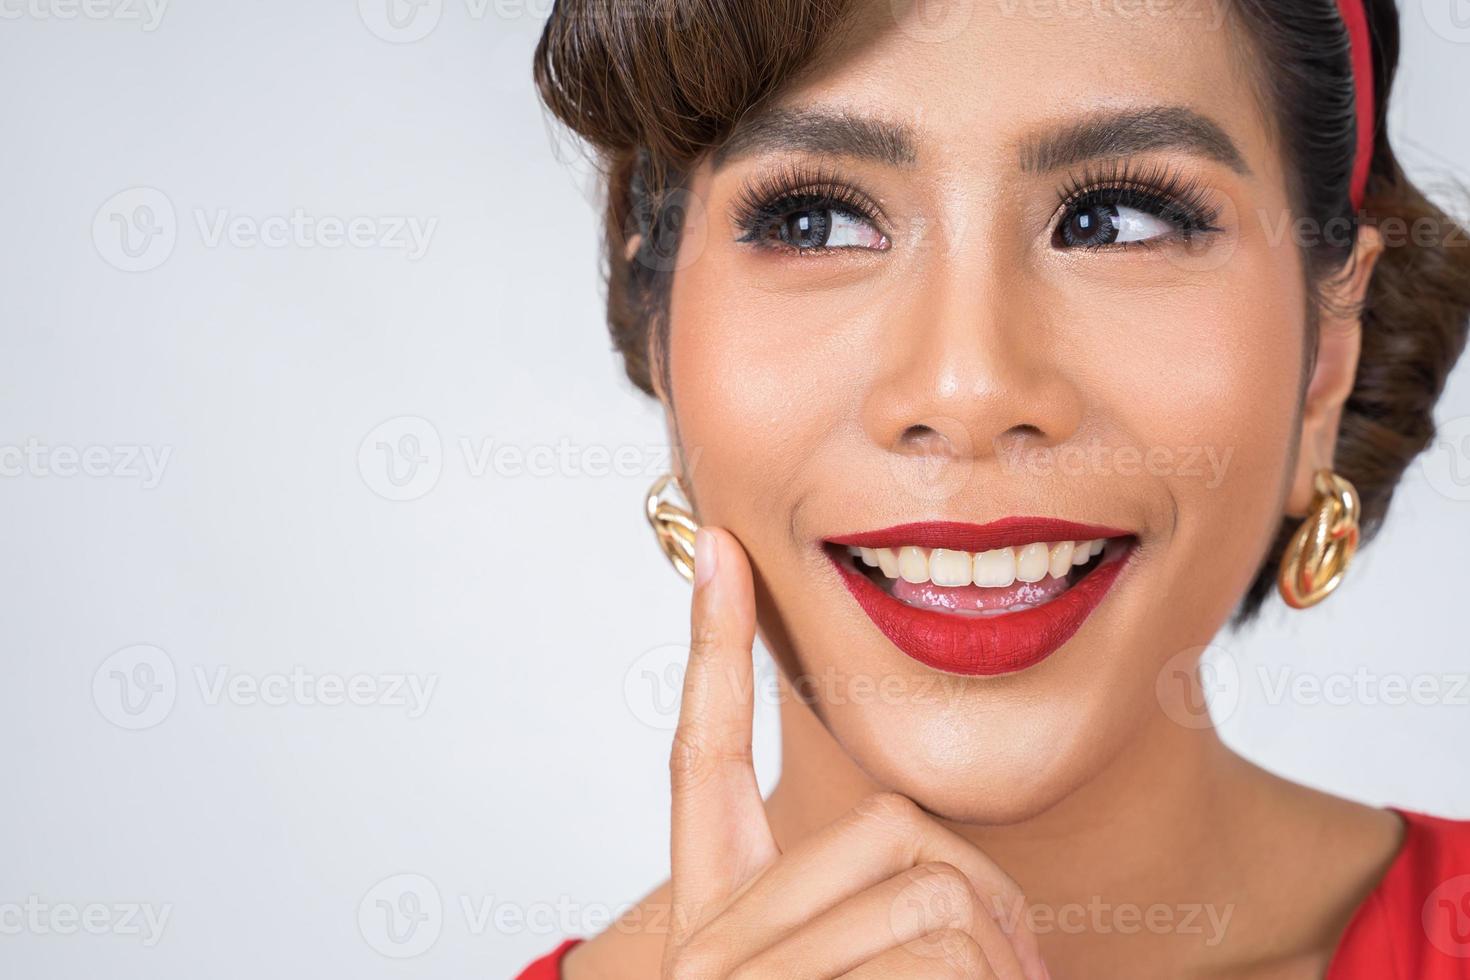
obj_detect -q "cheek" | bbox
[666,243,872,541]
[1117,241,1306,577]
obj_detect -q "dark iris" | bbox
[1060,204,1121,248]
[780,209,832,248]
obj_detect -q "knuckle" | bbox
[668,726,751,791]
[688,618,723,657]
[906,862,978,925]
[668,727,712,789]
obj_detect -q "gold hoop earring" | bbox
[1277,468,1360,609]
[646,473,698,582]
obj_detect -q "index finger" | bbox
[669,527,779,939]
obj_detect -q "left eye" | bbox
[770,208,887,250]
[1057,203,1175,248]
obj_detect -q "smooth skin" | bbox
[563,1,1400,976]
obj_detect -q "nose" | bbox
[860,253,1085,476]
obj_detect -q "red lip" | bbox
[827,519,1136,677]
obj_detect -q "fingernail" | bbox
[694,528,717,588]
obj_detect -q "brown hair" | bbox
[533,0,1470,617]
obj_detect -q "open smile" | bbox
[826,519,1137,676]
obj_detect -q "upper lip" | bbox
[827,517,1134,553]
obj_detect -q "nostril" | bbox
[1002,423,1045,440]
[992,424,1046,458]
[896,424,953,456]
[900,423,938,441]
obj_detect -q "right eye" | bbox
[762,205,888,251]
[743,201,888,253]
[731,171,892,255]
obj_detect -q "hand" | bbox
[663,526,1049,979]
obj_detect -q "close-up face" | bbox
[661,1,1357,822]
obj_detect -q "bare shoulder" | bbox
[1288,781,1405,881]
[1248,773,1406,954]
[561,880,672,980]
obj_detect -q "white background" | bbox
[0,2,1467,976]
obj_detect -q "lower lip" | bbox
[829,545,1134,676]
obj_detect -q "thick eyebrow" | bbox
[713,108,917,170]
[1019,106,1250,175]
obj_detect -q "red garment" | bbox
[517,938,582,980]
[1327,810,1470,978]
[516,810,1470,979]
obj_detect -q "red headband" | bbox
[1336,0,1375,209]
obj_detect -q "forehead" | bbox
[763,0,1269,173]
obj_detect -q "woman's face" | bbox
[661,1,1348,822]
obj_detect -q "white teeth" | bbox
[1048,540,1075,579]
[930,548,972,587]
[973,547,1017,587]
[1015,542,1050,583]
[849,536,1114,587]
[898,546,929,584]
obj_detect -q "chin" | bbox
[786,625,1149,826]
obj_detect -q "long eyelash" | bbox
[1055,160,1223,248]
[729,163,886,246]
